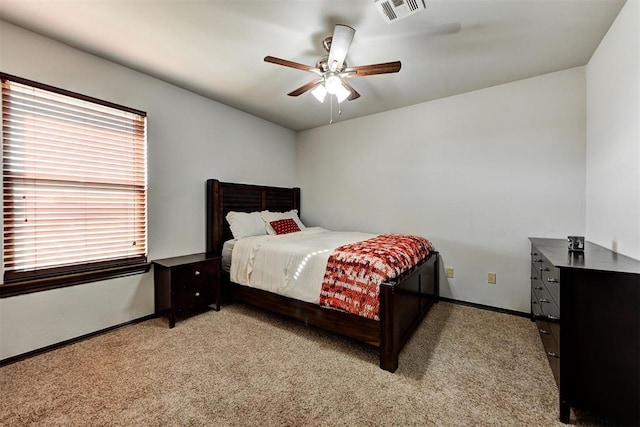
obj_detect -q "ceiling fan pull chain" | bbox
[329,96,334,124]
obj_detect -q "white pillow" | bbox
[225,211,267,239]
[261,209,306,235]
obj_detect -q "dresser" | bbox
[153,253,221,328]
[529,238,640,424]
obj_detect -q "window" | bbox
[1,73,149,297]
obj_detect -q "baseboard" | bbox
[439,297,530,318]
[2,301,528,366]
[0,313,158,367]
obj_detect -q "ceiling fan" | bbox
[264,24,401,104]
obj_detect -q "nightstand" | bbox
[153,253,221,328]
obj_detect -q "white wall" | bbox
[586,0,640,260]
[6,4,633,359]
[297,68,586,313]
[0,21,297,360]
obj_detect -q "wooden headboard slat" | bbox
[206,179,300,256]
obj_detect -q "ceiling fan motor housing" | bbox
[316,56,348,73]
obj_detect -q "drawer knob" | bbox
[194,270,200,276]
[540,267,549,272]
[531,252,538,256]
[547,351,559,358]
[195,292,200,297]
[530,276,538,280]
[539,328,550,335]
[534,286,543,290]
[539,298,549,303]
[547,278,558,283]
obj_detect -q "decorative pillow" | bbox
[261,209,306,235]
[270,218,301,235]
[225,211,267,239]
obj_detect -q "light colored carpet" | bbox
[0,302,611,426]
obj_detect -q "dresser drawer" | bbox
[532,282,560,320]
[172,259,219,289]
[530,256,543,317]
[531,254,545,275]
[531,259,542,280]
[531,290,544,317]
[546,345,560,386]
[536,318,560,348]
[540,265,560,305]
[539,326,559,359]
[536,318,560,385]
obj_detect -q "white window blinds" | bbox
[2,75,147,285]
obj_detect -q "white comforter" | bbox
[230,227,375,304]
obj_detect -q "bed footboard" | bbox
[379,251,439,372]
[222,251,439,373]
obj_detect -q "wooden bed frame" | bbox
[205,179,439,372]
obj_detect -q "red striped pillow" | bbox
[270,218,301,235]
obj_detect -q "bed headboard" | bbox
[206,179,301,255]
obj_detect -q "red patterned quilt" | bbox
[319,234,434,320]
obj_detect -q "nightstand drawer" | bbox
[172,260,218,289]
[175,286,214,312]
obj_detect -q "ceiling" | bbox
[0,0,626,131]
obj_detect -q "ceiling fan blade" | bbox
[340,79,361,101]
[264,56,322,75]
[345,61,402,77]
[327,24,355,71]
[287,78,323,97]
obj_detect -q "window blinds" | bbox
[2,76,147,283]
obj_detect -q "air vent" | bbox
[374,0,427,23]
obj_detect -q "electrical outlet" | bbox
[446,268,454,278]
[488,272,496,284]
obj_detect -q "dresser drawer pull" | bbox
[539,298,550,303]
[539,328,550,335]
[547,315,559,320]
[195,292,200,297]
[535,259,544,263]
[547,351,559,358]
[531,276,538,280]
[531,252,538,256]
[547,278,558,283]
[534,286,543,290]
[540,267,549,272]
[194,270,201,276]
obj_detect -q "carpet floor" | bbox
[0,301,615,426]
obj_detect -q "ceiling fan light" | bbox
[335,84,351,103]
[324,75,343,95]
[311,84,327,103]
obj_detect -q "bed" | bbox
[205,179,439,372]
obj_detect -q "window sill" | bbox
[0,263,151,298]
